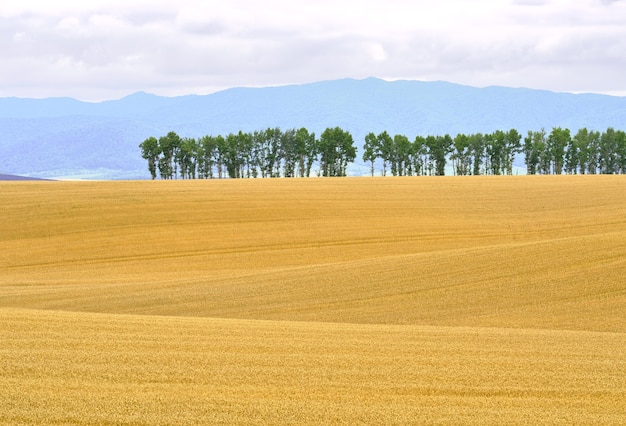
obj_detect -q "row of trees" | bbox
[524,127,626,175]
[140,127,626,179]
[363,129,523,176]
[139,127,356,180]
[363,127,626,176]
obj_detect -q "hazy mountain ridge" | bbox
[1,77,625,179]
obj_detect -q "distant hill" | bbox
[1,77,625,179]
[0,173,53,181]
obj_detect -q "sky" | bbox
[1,0,625,101]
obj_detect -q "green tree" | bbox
[281,129,298,178]
[523,131,537,175]
[615,130,626,174]
[157,132,181,179]
[238,131,254,178]
[198,135,218,179]
[485,131,506,175]
[294,128,315,177]
[319,127,356,176]
[564,133,579,174]
[363,132,380,176]
[223,132,250,178]
[538,136,551,174]
[177,137,198,179]
[215,135,227,179]
[139,136,160,180]
[599,128,618,174]
[524,128,549,175]
[427,134,452,176]
[504,129,522,175]
[412,136,428,176]
[586,130,601,174]
[572,128,589,174]
[301,128,318,178]
[263,128,282,178]
[547,127,570,174]
[250,130,266,178]
[393,134,412,176]
[168,131,182,179]
[451,133,470,176]
[469,133,485,175]
[377,131,394,176]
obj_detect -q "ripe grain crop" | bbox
[2,176,624,331]
[1,308,625,425]
[1,176,625,423]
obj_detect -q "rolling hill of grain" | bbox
[1,176,625,424]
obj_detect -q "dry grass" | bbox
[1,176,625,423]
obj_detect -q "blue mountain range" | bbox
[1,77,625,179]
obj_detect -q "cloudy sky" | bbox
[2,0,625,101]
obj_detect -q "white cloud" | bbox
[1,0,625,100]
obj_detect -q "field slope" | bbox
[1,176,625,424]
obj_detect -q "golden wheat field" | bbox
[1,176,625,424]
